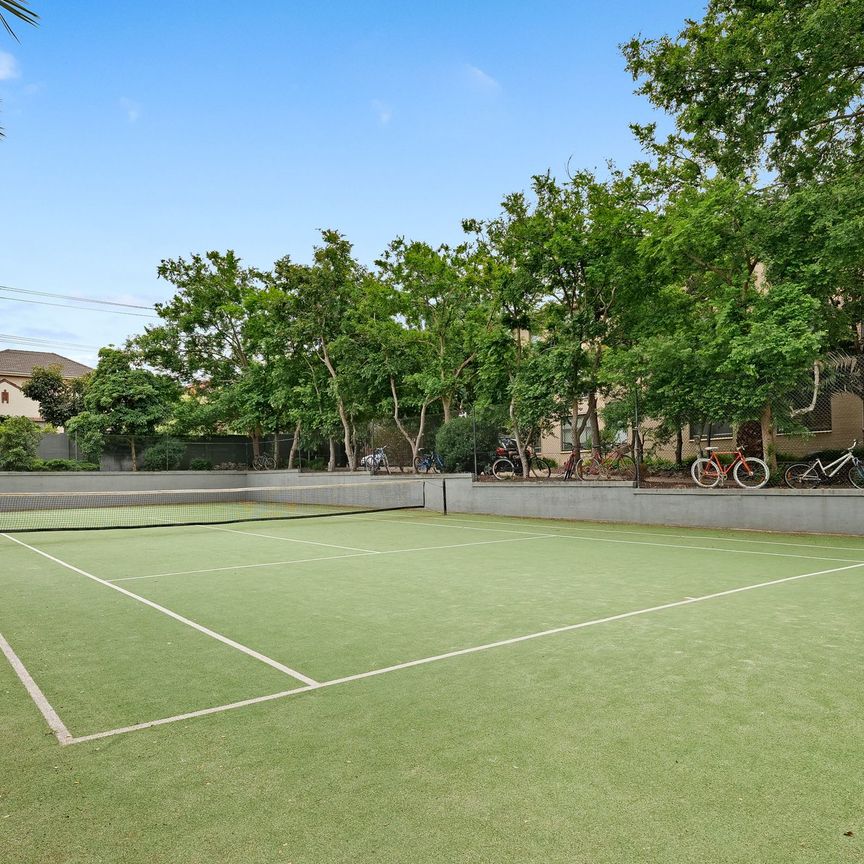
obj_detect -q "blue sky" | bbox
[1,0,698,367]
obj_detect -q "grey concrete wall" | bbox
[441,477,864,537]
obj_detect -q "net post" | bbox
[442,478,448,516]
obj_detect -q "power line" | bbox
[0,283,156,310]
[0,294,158,318]
[0,333,102,351]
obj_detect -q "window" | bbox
[1,390,8,404]
[561,416,592,451]
[689,420,734,441]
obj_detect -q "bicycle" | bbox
[560,450,579,480]
[413,449,444,474]
[252,453,276,470]
[361,446,391,476]
[575,443,636,481]
[492,444,551,480]
[690,446,770,489]
[784,441,864,489]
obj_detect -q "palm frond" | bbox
[0,0,38,42]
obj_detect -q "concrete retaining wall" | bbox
[441,477,864,536]
[3,469,862,535]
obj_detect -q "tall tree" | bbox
[624,0,864,182]
[67,347,178,471]
[135,250,270,457]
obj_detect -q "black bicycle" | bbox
[413,449,444,474]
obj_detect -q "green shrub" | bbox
[435,417,500,473]
[31,458,99,472]
[189,458,213,471]
[141,439,186,471]
[0,416,44,470]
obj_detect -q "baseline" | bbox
[65,559,864,745]
[2,534,319,687]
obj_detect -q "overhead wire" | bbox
[0,283,156,310]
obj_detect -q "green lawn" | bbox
[2,511,863,863]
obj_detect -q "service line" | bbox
[111,534,550,582]
[65,559,864,746]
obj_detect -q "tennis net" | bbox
[0,479,428,532]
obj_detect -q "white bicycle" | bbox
[784,441,864,489]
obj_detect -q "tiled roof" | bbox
[0,349,93,378]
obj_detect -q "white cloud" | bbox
[119,97,141,123]
[465,64,501,93]
[0,52,20,81]
[371,99,392,126]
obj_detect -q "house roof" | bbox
[0,349,93,378]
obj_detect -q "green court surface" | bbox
[2,510,863,863]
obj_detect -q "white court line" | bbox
[345,514,864,564]
[205,524,378,554]
[403,512,864,555]
[110,535,550,582]
[64,559,864,745]
[2,534,319,687]
[0,631,73,745]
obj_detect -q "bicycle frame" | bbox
[704,448,752,477]
[800,450,854,480]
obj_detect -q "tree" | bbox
[67,347,178,471]
[0,415,43,470]
[268,232,379,471]
[135,250,270,457]
[623,0,864,182]
[376,239,492,422]
[21,365,85,427]
[642,177,826,471]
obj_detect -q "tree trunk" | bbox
[250,428,261,459]
[391,378,428,473]
[509,401,530,479]
[441,395,452,423]
[586,390,602,453]
[129,436,137,472]
[675,426,683,466]
[328,437,337,472]
[287,421,301,469]
[760,403,778,475]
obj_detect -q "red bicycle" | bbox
[690,446,770,489]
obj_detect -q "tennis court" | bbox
[2,481,864,862]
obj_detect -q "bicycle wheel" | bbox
[576,457,608,481]
[785,463,819,489]
[413,455,427,473]
[848,463,864,489]
[529,456,551,480]
[691,458,721,488]
[492,457,515,480]
[610,455,636,481]
[734,457,769,489]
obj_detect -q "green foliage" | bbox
[20,365,85,427]
[68,347,178,470]
[435,416,499,473]
[141,439,186,471]
[0,416,44,470]
[30,458,99,472]
[189,458,213,471]
[624,0,864,181]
